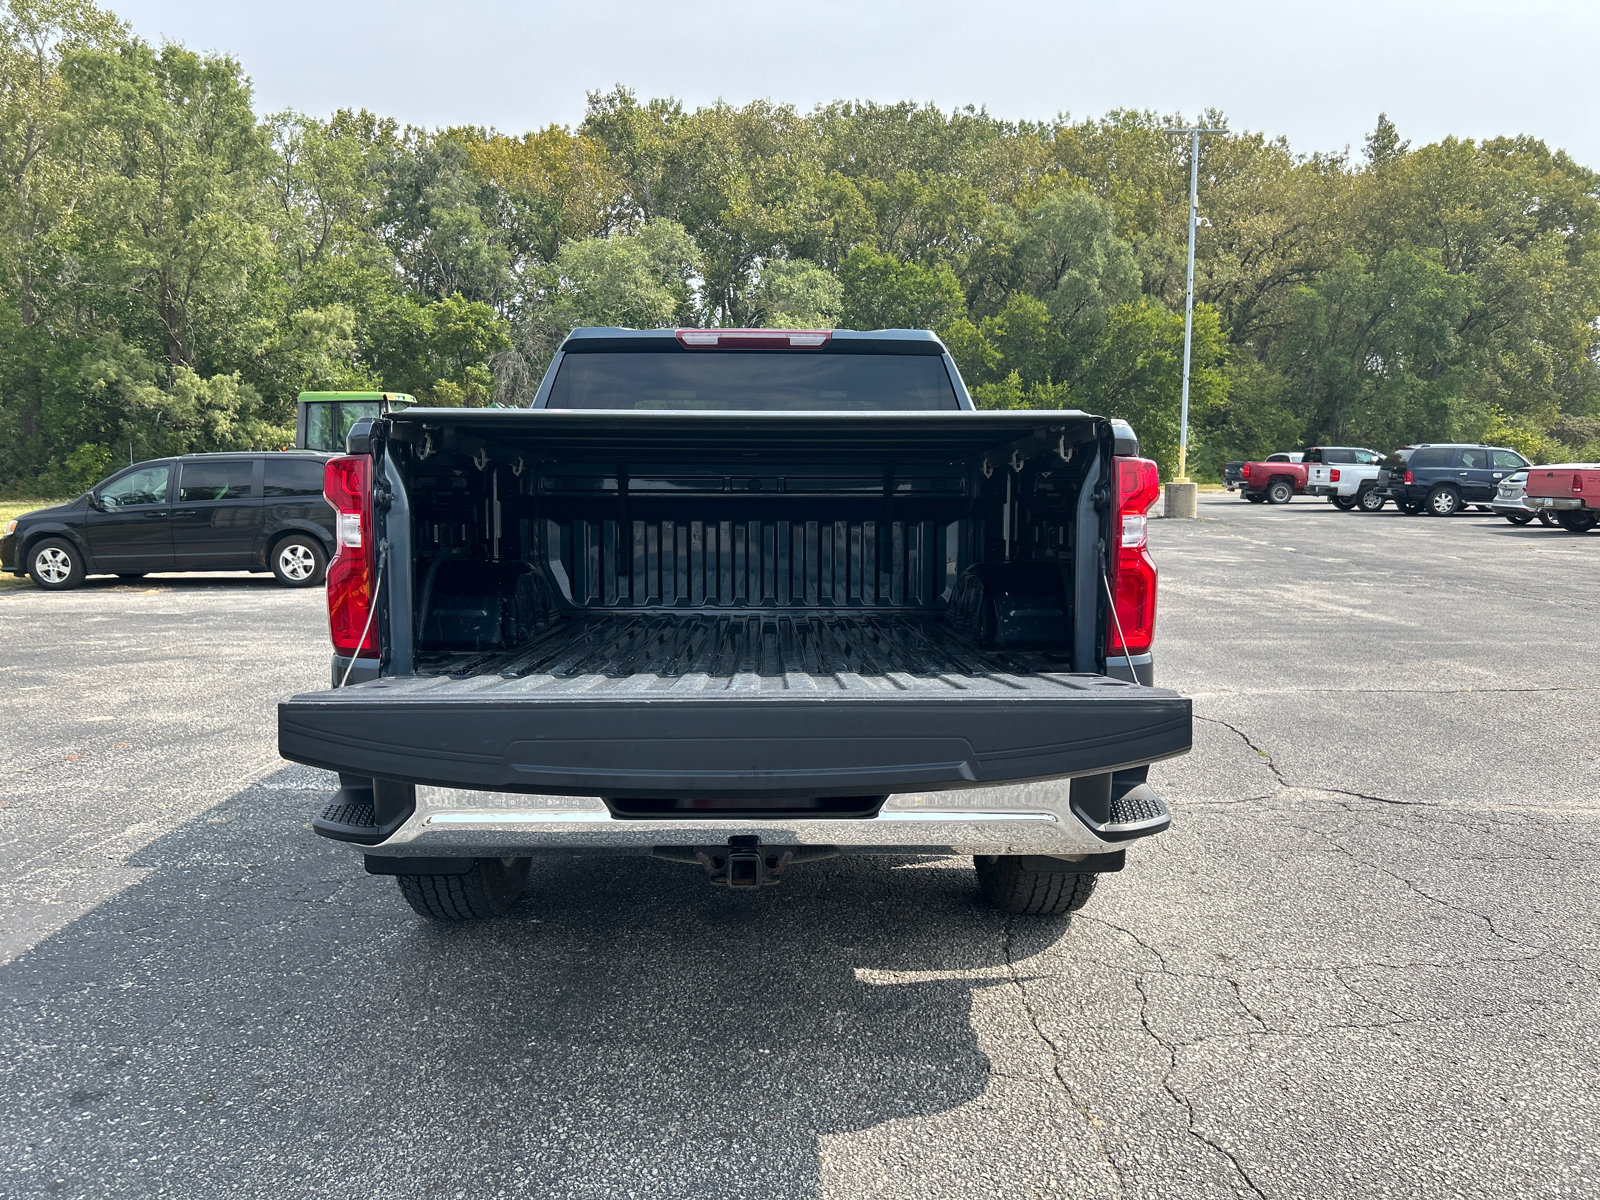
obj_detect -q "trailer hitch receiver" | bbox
[652,838,838,888]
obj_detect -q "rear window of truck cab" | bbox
[546,350,961,411]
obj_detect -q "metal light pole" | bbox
[1167,127,1225,493]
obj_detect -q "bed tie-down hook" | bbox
[982,458,994,479]
[511,455,525,477]
[1010,449,1026,473]
[1057,435,1073,463]
[472,447,490,472]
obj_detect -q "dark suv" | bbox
[1372,444,1530,516]
[1,452,335,590]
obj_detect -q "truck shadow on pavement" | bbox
[2,766,1062,1199]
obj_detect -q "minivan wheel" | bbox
[1266,480,1294,504]
[271,534,326,587]
[1426,486,1461,516]
[1357,487,1386,513]
[397,858,531,921]
[1555,511,1598,534]
[974,856,1099,916]
[28,538,85,590]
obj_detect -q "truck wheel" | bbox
[1357,488,1385,513]
[1504,512,1534,525]
[1332,495,1358,511]
[1266,480,1294,504]
[974,855,1099,916]
[1244,492,1267,504]
[1425,486,1461,516]
[28,538,86,590]
[397,857,531,921]
[1555,511,1598,533]
[271,534,326,587]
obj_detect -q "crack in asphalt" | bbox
[1001,916,1126,1199]
[1131,976,1270,1200]
[1195,715,1288,787]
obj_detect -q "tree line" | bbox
[4,0,1599,496]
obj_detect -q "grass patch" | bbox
[1,499,69,527]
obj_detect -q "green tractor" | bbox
[296,392,415,453]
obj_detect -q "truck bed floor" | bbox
[416,610,1079,695]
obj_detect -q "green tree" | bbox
[838,244,966,331]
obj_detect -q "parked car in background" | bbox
[0,452,336,590]
[1489,470,1560,526]
[1303,446,1386,511]
[1524,464,1600,532]
[1237,453,1308,504]
[1372,444,1530,516]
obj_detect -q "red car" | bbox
[1238,454,1310,504]
[1524,464,1600,533]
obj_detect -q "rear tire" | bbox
[1426,485,1461,516]
[1244,492,1268,504]
[974,855,1099,916]
[270,534,326,587]
[1504,512,1534,525]
[1332,495,1358,511]
[1555,511,1598,533]
[1266,480,1294,504]
[1357,487,1385,513]
[397,857,531,921]
[27,538,85,590]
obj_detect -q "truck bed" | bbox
[418,610,1079,690]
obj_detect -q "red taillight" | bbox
[1329,468,1341,482]
[324,455,377,659]
[1404,470,1413,485]
[1242,463,1252,477]
[675,328,831,348]
[1108,457,1160,660]
[1574,474,1584,493]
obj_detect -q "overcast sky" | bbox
[111,0,1600,166]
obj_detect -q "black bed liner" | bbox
[417,610,1076,684]
[280,612,1190,799]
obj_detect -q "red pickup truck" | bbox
[1524,464,1600,532]
[1237,453,1309,504]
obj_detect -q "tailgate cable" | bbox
[339,540,389,689]
[1101,570,1137,679]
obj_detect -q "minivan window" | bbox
[1458,448,1488,469]
[1408,447,1454,469]
[265,458,327,497]
[547,351,961,411]
[99,465,170,507]
[178,460,253,501]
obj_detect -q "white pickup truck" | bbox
[1302,446,1386,512]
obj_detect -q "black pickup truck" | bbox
[277,328,1191,920]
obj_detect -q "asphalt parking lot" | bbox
[2,492,1596,1199]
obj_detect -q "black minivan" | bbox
[1,452,336,590]
[1372,444,1530,516]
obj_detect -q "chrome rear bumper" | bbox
[358,777,1162,858]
